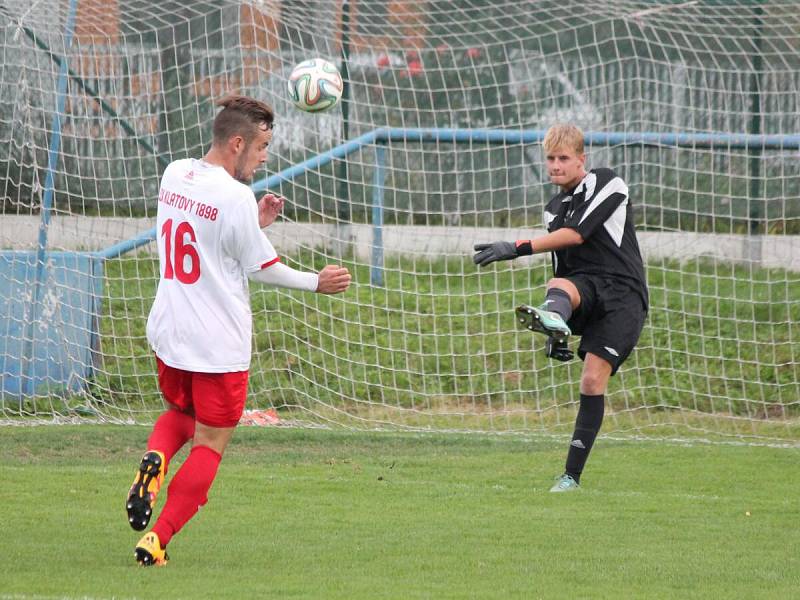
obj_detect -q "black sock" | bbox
[565,394,604,483]
[544,287,573,322]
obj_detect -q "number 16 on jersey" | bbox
[161,218,201,284]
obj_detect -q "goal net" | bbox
[1,0,798,444]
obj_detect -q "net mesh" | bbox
[1,0,798,444]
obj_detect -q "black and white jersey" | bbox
[544,167,648,309]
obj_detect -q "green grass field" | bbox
[2,425,798,599]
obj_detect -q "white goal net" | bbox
[1,0,798,444]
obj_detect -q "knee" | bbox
[546,278,569,290]
[193,424,235,456]
[546,278,580,309]
[581,353,613,395]
[580,371,608,395]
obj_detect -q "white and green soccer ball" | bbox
[287,58,343,113]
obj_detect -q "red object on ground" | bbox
[239,408,281,426]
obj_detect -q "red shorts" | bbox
[155,356,249,428]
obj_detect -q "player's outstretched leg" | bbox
[550,473,580,492]
[516,305,574,361]
[126,450,166,531]
[135,531,169,566]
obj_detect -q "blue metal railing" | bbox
[99,127,800,287]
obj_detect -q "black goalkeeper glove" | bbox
[473,240,532,267]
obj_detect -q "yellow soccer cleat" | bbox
[134,531,169,566]
[126,450,165,531]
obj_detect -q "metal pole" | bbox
[747,3,764,248]
[748,6,765,235]
[22,0,80,398]
[371,144,387,286]
[335,0,352,256]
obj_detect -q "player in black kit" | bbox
[473,124,648,492]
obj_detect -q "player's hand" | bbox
[258,193,285,228]
[316,265,351,294]
[473,241,518,266]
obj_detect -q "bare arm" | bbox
[526,227,584,254]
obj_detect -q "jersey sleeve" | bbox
[564,171,629,240]
[227,192,279,272]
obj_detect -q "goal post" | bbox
[1,0,798,444]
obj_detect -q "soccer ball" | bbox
[287,58,343,113]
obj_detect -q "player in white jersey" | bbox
[127,96,351,566]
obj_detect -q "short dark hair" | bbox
[212,95,274,146]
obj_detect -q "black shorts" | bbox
[566,274,647,375]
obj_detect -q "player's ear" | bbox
[229,135,245,155]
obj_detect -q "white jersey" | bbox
[146,158,278,372]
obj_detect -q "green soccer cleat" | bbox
[516,304,571,340]
[516,305,573,360]
[549,473,580,493]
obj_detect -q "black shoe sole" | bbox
[545,337,574,362]
[135,546,169,566]
[515,305,569,342]
[135,546,156,566]
[126,452,163,531]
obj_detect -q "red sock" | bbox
[151,445,222,547]
[147,409,196,466]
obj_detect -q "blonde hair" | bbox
[543,124,584,155]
